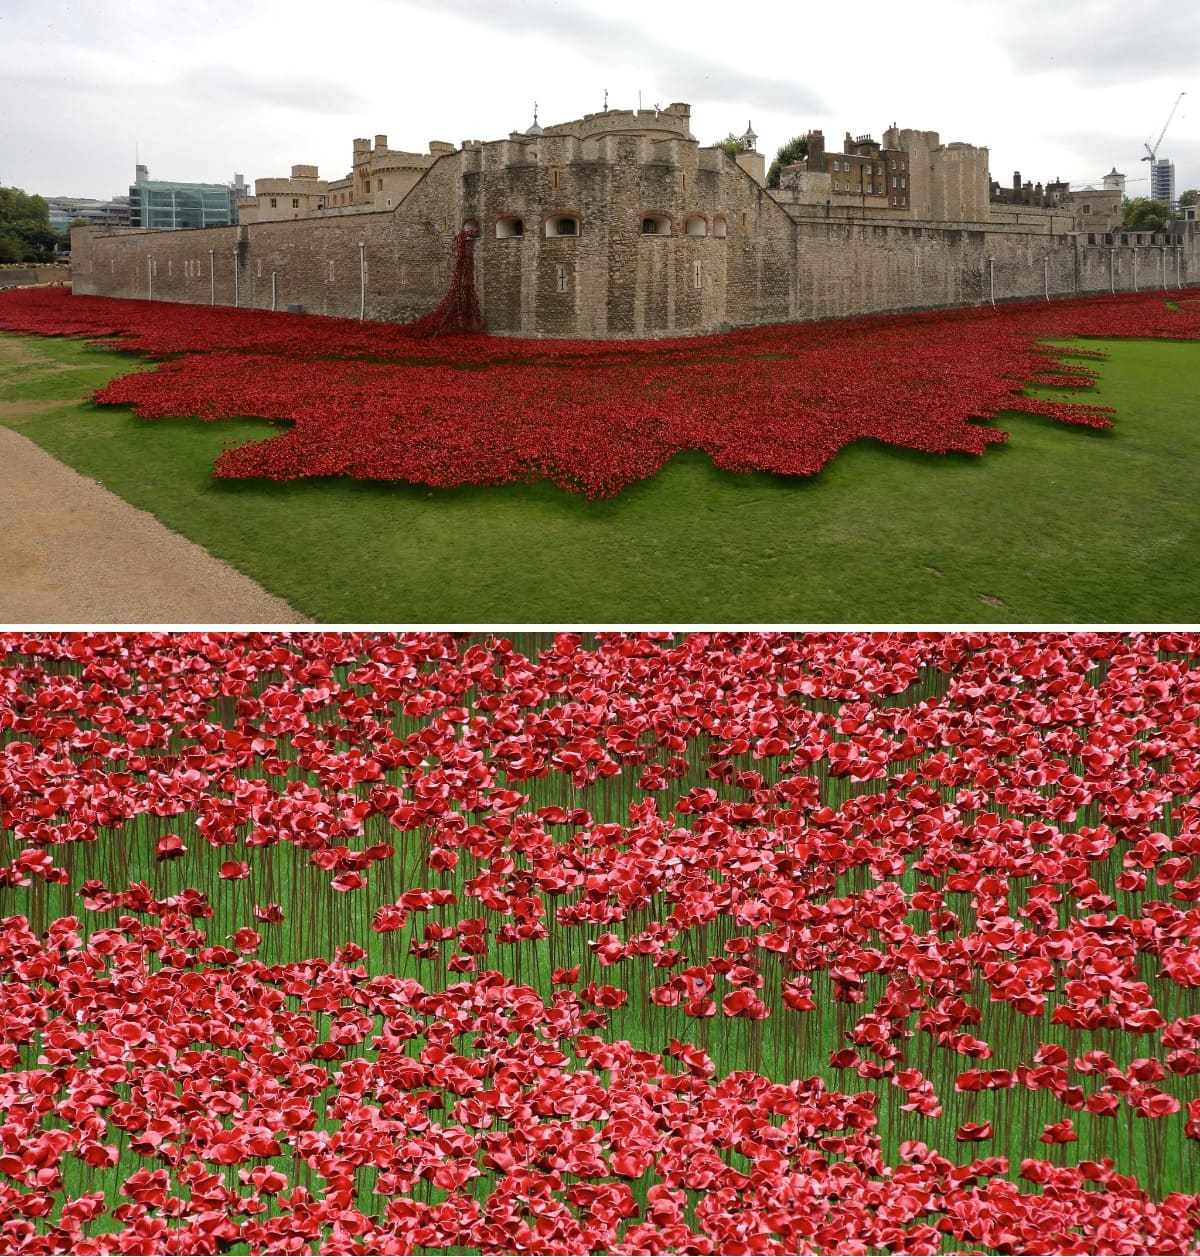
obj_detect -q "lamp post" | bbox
[208,249,215,305]
[233,247,239,307]
[147,256,153,301]
[358,241,366,320]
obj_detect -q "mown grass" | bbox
[7,642,1199,1248]
[1,331,1199,621]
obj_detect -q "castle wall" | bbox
[71,134,1200,340]
[70,215,414,320]
[930,144,990,222]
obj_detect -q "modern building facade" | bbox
[1151,158,1176,207]
[47,196,130,233]
[129,166,245,230]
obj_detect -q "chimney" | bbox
[807,129,826,172]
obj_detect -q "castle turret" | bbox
[736,122,765,185]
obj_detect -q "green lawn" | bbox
[2,330,1198,621]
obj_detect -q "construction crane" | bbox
[1143,91,1186,166]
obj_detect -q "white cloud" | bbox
[0,0,1195,201]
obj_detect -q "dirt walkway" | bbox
[0,426,310,623]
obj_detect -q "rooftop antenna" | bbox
[638,90,642,111]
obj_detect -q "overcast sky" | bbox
[1,0,1196,202]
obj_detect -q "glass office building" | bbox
[128,166,243,229]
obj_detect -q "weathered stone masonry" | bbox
[71,103,1199,339]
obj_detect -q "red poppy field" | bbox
[0,288,1198,496]
[2,631,1200,1254]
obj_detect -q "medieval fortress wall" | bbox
[71,103,1199,338]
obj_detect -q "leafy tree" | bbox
[713,132,747,159]
[1122,197,1171,231]
[0,186,56,262]
[1179,188,1197,207]
[767,135,810,190]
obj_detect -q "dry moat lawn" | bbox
[1,329,1198,622]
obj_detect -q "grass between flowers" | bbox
[4,631,1200,1254]
[0,329,1198,621]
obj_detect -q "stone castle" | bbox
[71,101,1197,338]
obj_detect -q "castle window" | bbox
[552,170,560,190]
[892,177,898,189]
[693,260,702,289]
[713,216,728,238]
[496,216,524,238]
[684,215,706,237]
[833,160,840,172]
[834,180,840,191]
[270,197,277,208]
[1083,203,1091,215]
[641,214,671,235]
[377,179,383,191]
[557,264,568,292]
[891,159,896,170]
[545,215,579,237]
[292,198,300,208]
[900,177,906,189]
[867,182,873,194]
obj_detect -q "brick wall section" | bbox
[0,265,71,289]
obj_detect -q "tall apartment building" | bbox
[1151,158,1176,207]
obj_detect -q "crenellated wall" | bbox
[70,122,1200,339]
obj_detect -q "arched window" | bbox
[495,216,524,239]
[684,215,707,237]
[641,214,671,236]
[545,215,580,237]
[712,216,728,238]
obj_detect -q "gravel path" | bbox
[0,426,309,623]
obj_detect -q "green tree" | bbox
[0,186,55,262]
[713,132,747,159]
[767,135,810,190]
[1179,189,1198,207]
[1122,197,1171,231]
